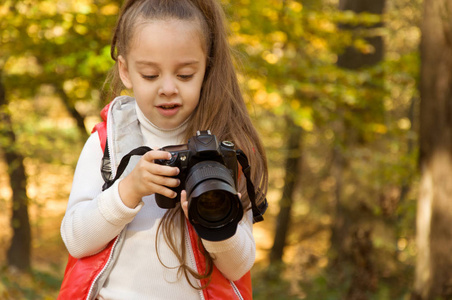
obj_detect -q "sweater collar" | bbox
[135,102,188,142]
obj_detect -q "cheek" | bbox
[134,79,157,95]
[192,78,204,99]
[189,87,202,106]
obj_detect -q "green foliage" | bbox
[0,0,119,161]
[252,263,306,300]
[0,267,61,300]
[225,0,420,297]
[1,0,118,108]
[8,98,83,165]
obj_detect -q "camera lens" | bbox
[196,191,232,222]
[186,161,243,240]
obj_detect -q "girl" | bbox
[58,0,268,299]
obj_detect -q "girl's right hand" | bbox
[118,150,180,208]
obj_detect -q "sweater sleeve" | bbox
[201,208,256,281]
[60,132,143,258]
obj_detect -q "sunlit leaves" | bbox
[100,3,119,15]
[226,0,345,126]
[288,1,303,13]
[0,0,118,163]
[226,0,399,140]
[0,0,425,297]
[335,10,383,27]
[3,56,41,76]
[227,4,419,292]
[1,0,117,99]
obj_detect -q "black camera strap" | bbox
[101,139,152,191]
[236,150,268,223]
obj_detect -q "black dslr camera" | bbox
[155,130,244,241]
[102,130,267,241]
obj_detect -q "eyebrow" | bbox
[135,60,200,67]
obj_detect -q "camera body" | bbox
[155,130,238,207]
[155,130,243,241]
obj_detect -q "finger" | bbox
[143,150,172,162]
[238,192,242,199]
[139,154,179,176]
[151,184,178,199]
[181,190,188,219]
[146,164,180,178]
[148,174,180,188]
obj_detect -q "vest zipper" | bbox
[88,114,118,300]
[185,223,205,300]
[229,280,244,300]
[85,236,120,300]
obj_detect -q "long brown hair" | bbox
[104,0,268,289]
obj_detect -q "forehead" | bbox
[128,18,207,55]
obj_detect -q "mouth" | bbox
[158,104,181,110]
[156,103,181,117]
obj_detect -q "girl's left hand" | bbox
[181,190,189,219]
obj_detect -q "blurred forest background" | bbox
[1,0,452,299]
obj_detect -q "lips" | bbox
[159,104,180,109]
[157,103,181,117]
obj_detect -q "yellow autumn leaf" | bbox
[254,90,267,105]
[288,1,303,13]
[267,92,282,107]
[247,78,263,90]
[74,24,88,35]
[300,119,314,131]
[101,3,119,16]
[397,118,411,130]
[263,51,279,64]
[269,31,288,43]
[290,100,300,110]
[76,14,87,23]
[372,123,388,134]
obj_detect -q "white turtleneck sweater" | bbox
[61,103,255,300]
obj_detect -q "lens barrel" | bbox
[186,161,243,241]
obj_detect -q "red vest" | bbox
[58,103,252,299]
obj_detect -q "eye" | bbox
[178,74,194,81]
[142,74,159,80]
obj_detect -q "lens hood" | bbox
[186,161,243,241]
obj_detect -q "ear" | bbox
[118,55,133,89]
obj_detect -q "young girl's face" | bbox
[118,19,207,129]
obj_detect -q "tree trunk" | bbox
[329,142,348,263]
[330,0,386,297]
[54,84,89,140]
[269,116,303,263]
[0,72,32,272]
[412,0,452,299]
[337,0,385,70]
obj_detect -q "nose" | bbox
[158,76,178,97]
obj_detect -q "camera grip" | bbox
[155,193,179,208]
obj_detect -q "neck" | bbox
[135,103,188,148]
